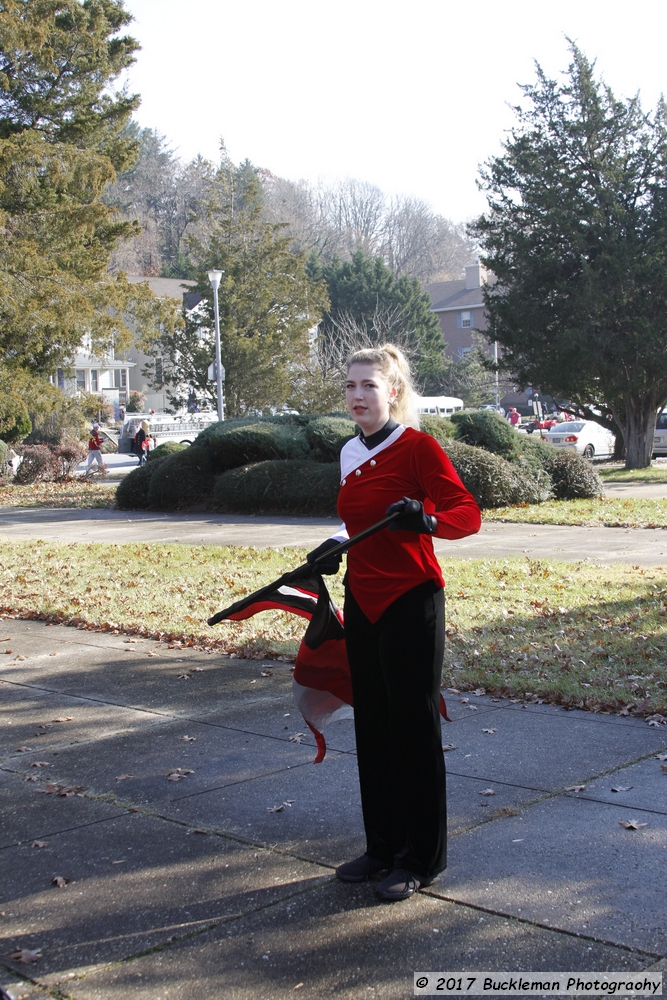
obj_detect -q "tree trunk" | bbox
[623,393,659,469]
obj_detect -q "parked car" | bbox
[653,409,667,457]
[541,420,615,459]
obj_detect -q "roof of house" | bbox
[125,275,197,300]
[425,279,485,312]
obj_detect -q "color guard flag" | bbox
[211,573,450,763]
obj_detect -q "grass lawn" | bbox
[0,480,117,509]
[485,496,667,528]
[1,539,666,716]
[598,463,667,483]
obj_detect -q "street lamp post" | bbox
[207,269,224,422]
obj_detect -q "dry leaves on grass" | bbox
[9,948,42,963]
[619,819,648,830]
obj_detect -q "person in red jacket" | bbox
[86,423,106,474]
[307,344,481,902]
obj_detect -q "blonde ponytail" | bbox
[346,343,420,429]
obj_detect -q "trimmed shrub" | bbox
[116,460,166,510]
[305,416,357,462]
[147,440,188,463]
[512,433,559,476]
[147,446,216,510]
[419,414,456,446]
[213,460,340,516]
[450,409,519,461]
[14,445,55,484]
[52,442,86,479]
[442,439,553,509]
[195,421,309,472]
[541,451,603,499]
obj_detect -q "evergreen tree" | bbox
[143,165,329,417]
[312,248,445,391]
[474,45,667,468]
[0,0,172,379]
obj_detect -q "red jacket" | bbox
[88,431,104,451]
[337,426,481,622]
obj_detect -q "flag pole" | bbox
[207,508,406,626]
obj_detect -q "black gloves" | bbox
[386,497,437,534]
[306,537,344,575]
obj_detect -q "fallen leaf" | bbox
[0,636,11,640]
[52,717,73,723]
[647,720,662,728]
[191,667,204,673]
[479,788,496,796]
[293,985,305,991]
[459,697,470,704]
[661,765,667,773]
[16,746,32,752]
[564,784,586,792]
[611,786,633,792]
[15,654,27,660]
[288,734,306,744]
[58,786,85,797]
[48,652,56,656]
[115,774,135,781]
[282,800,295,807]
[267,804,284,812]
[165,768,194,781]
[261,670,273,677]
[473,688,485,697]
[193,829,208,835]
[9,948,42,963]
[24,774,38,781]
[51,876,70,887]
[29,840,48,848]
[36,782,60,794]
[467,705,478,711]
[447,687,460,694]
[146,651,158,657]
[442,743,457,752]
[512,838,524,843]
[655,752,667,760]
[619,819,648,830]
[30,761,50,768]
[482,728,497,734]
[179,735,196,741]
[177,672,192,680]
[646,713,667,724]
[4,649,12,654]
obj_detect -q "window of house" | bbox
[90,370,98,392]
[457,310,473,328]
[155,357,163,383]
[114,369,127,389]
[458,346,473,359]
[76,370,86,391]
[57,368,65,389]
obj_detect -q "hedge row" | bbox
[115,407,603,513]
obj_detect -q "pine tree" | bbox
[0,0,172,379]
[474,44,667,468]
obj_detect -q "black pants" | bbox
[344,579,447,878]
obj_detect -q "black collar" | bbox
[359,418,398,450]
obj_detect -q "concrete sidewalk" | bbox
[2,507,667,565]
[1,619,666,1000]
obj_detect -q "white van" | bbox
[416,396,464,418]
[118,411,218,453]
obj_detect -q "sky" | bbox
[121,0,667,223]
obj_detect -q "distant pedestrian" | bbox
[508,407,521,427]
[87,423,106,474]
[134,421,149,466]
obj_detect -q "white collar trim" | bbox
[340,425,406,480]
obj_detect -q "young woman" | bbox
[307,345,481,902]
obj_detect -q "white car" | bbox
[541,420,615,460]
[653,410,667,456]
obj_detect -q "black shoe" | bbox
[375,868,436,901]
[336,855,388,883]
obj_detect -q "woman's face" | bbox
[345,363,396,436]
